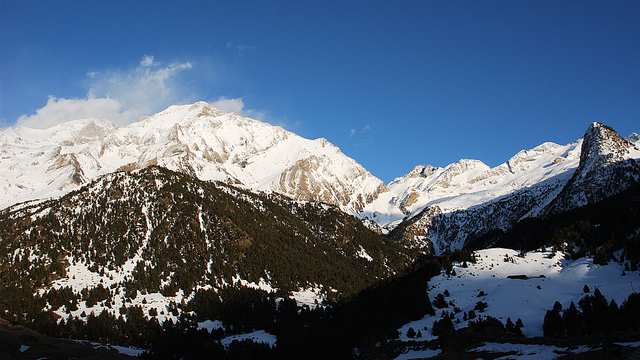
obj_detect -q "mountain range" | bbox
[0,102,385,214]
[2,102,640,359]
[2,102,639,255]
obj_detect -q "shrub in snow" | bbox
[474,301,488,312]
[431,316,454,337]
[467,310,476,320]
[432,293,448,308]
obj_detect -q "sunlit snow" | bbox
[397,247,640,342]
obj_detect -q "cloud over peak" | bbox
[16,56,194,129]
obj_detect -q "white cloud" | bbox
[15,54,284,132]
[211,97,246,114]
[139,54,157,67]
[17,56,194,128]
[349,124,371,138]
[209,96,269,122]
[16,96,136,129]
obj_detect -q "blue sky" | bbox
[2,1,639,183]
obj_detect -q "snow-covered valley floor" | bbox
[394,247,640,359]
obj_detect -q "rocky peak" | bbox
[542,122,640,215]
[1,102,387,213]
[577,122,637,175]
[69,118,120,145]
[430,159,490,190]
[189,101,227,118]
[404,165,439,179]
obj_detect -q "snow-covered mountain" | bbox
[0,102,385,212]
[360,140,582,231]
[361,123,640,254]
[2,103,638,255]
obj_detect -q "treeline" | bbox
[543,288,640,338]
[146,255,444,359]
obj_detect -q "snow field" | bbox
[397,247,640,341]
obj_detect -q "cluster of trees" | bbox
[543,289,640,338]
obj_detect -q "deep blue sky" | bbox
[2,1,639,183]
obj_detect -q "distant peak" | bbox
[580,122,633,166]
[585,122,616,138]
[406,165,438,178]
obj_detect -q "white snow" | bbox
[291,286,326,308]
[360,140,584,233]
[469,342,593,360]
[356,245,374,262]
[220,330,277,348]
[110,345,146,357]
[0,102,384,213]
[393,347,441,359]
[75,340,146,357]
[198,319,225,333]
[397,247,640,341]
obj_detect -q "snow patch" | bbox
[221,330,277,348]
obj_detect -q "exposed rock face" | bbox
[543,122,640,215]
[277,154,387,212]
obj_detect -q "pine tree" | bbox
[563,302,581,337]
[543,301,565,338]
[515,318,523,328]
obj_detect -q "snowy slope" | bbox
[397,247,640,340]
[0,118,119,206]
[360,141,582,231]
[0,102,385,212]
[360,123,640,254]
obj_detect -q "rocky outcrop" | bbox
[542,123,640,215]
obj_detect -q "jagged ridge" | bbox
[377,123,640,254]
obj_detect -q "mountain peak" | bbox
[0,102,385,212]
[188,101,228,118]
[578,122,638,178]
[542,122,640,215]
[407,165,438,178]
